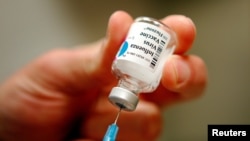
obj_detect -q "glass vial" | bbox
[109,17,177,111]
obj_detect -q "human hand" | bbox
[0,11,207,141]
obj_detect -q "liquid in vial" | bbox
[109,17,177,111]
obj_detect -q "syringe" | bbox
[103,108,122,141]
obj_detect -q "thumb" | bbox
[87,11,133,89]
[94,11,133,76]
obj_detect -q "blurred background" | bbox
[0,0,249,140]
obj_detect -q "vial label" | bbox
[116,22,171,72]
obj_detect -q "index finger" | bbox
[161,15,196,54]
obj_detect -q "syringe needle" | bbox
[103,108,122,141]
[114,108,122,125]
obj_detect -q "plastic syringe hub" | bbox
[103,123,119,141]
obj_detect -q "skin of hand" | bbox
[0,11,207,141]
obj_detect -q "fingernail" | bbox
[173,58,191,85]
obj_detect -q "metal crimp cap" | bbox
[108,87,139,111]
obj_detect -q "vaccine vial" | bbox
[109,16,177,111]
